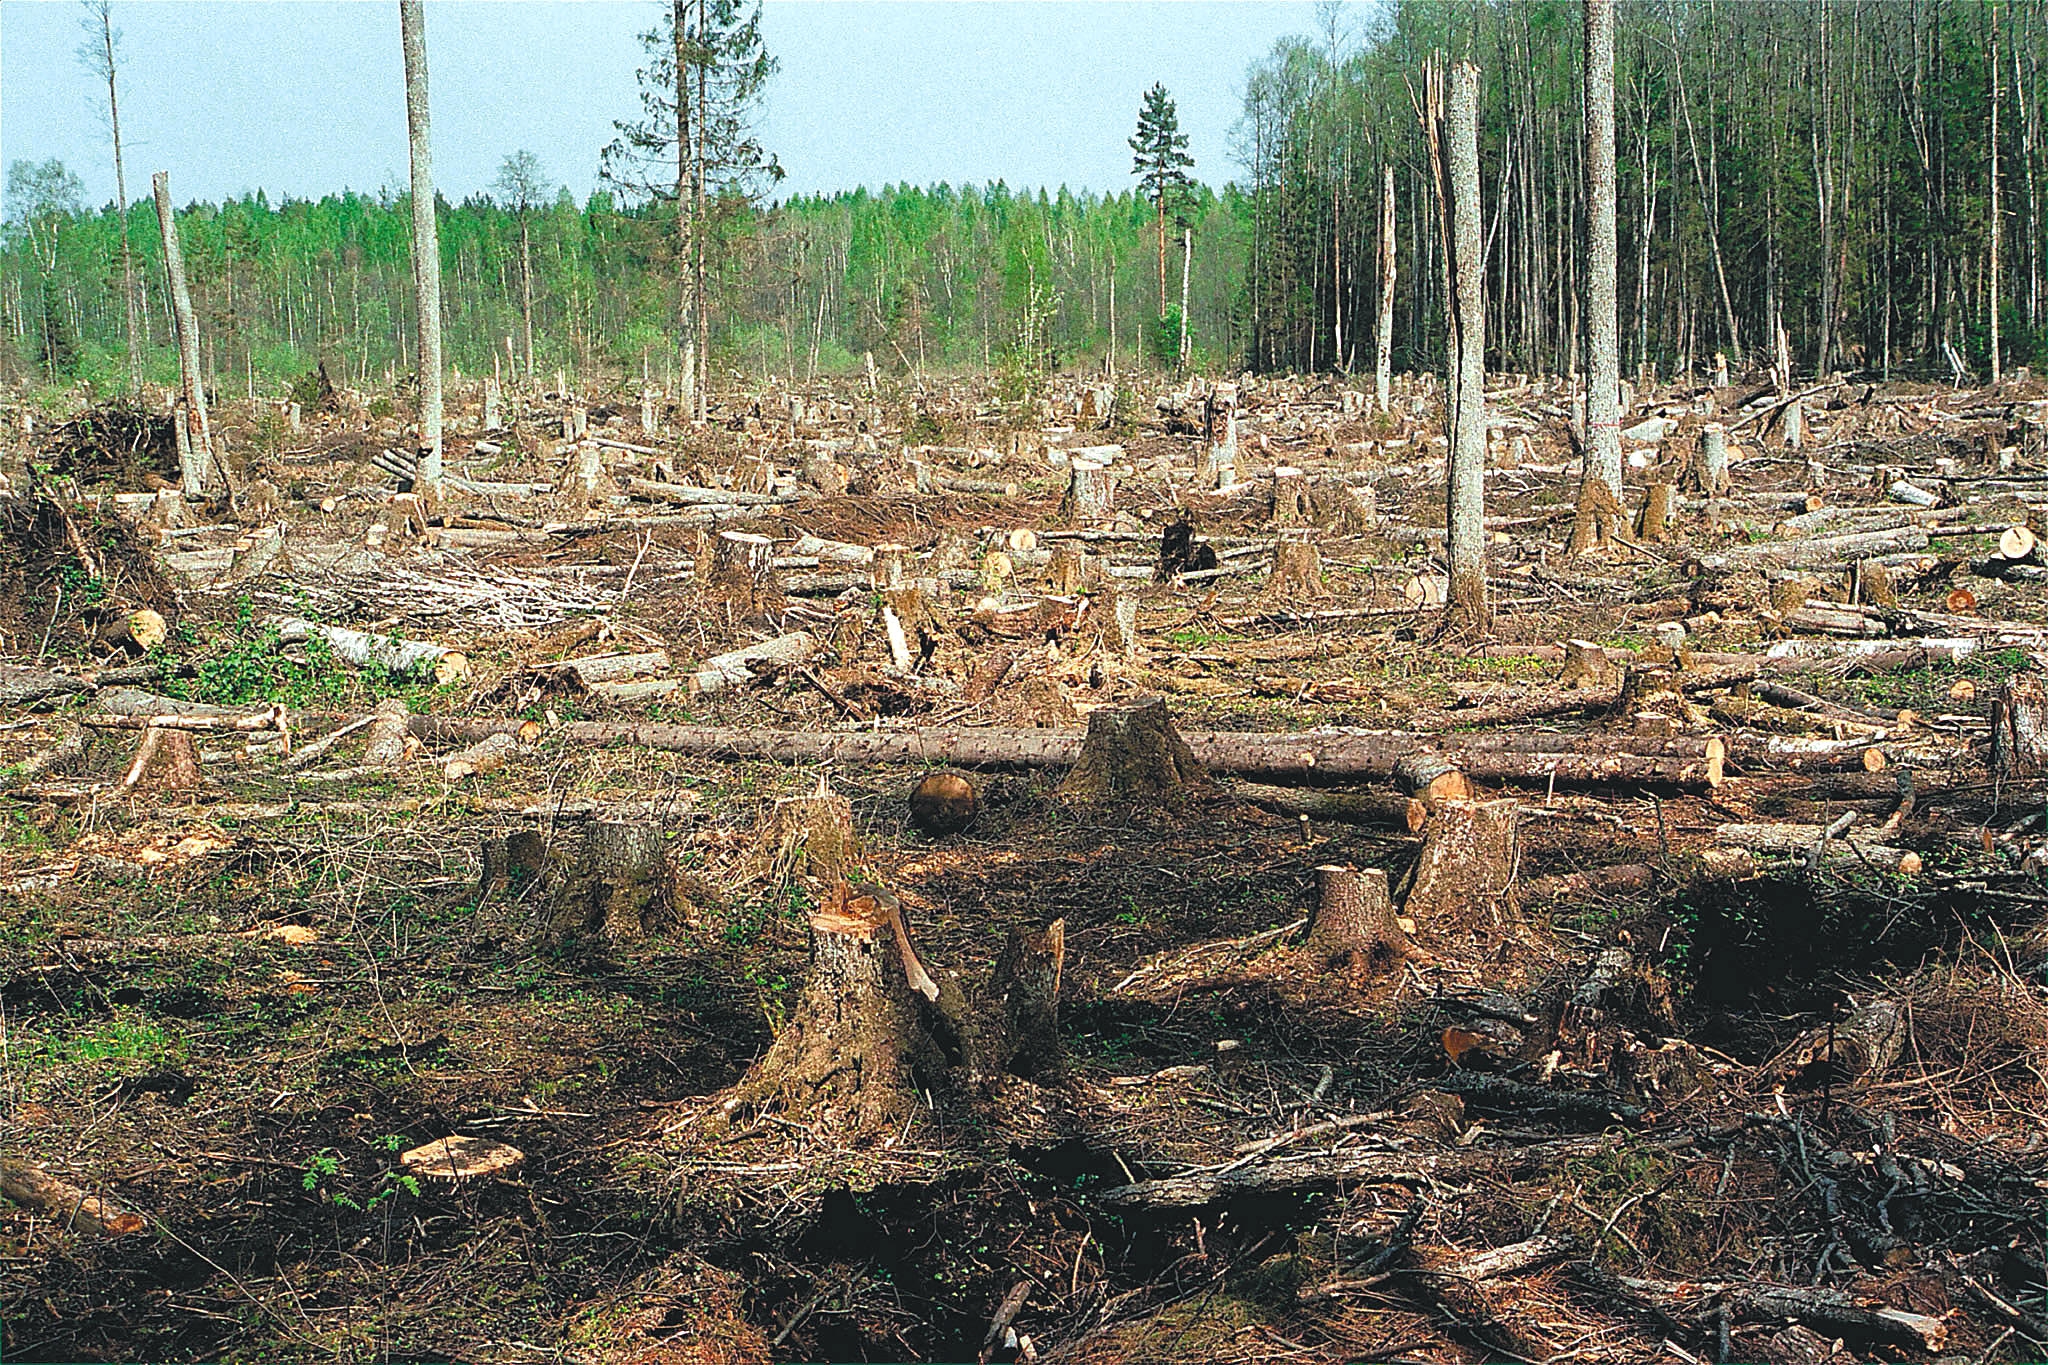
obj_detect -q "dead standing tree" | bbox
[398,0,444,490]
[1573,0,1624,555]
[82,3,142,396]
[151,172,217,500]
[1444,60,1489,632]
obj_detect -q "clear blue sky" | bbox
[1,0,1333,213]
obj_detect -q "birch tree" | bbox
[78,2,141,395]
[399,0,443,488]
[1445,61,1488,632]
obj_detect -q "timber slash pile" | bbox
[4,362,2048,1365]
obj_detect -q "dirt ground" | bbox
[3,367,2047,1364]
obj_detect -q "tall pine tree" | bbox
[1128,82,1193,319]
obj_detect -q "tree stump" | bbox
[1566,477,1625,555]
[1850,559,1899,609]
[718,882,952,1138]
[1698,423,1730,494]
[1402,798,1519,939]
[1303,865,1424,968]
[123,727,202,793]
[1557,639,1614,690]
[1992,675,2048,776]
[1633,482,1675,542]
[551,818,667,938]
[982,919,1064,1079]
[1261,530,1328,605]
[1059,697,1208,805]
[480,829,550,902]
[708,530,778,613]
[731,452,775,494]
[1043,543,1091,595]
[758,778,859,882]
[802,451,849,496]
[1095,588,1142,660]
[1782,397,1805,449]
[1270,465,1310,526]
[1614,665,1705,732]
[1059,459,1116,526]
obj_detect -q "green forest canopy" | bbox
[2,0,2041,399]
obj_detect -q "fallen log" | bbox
[0,667,94,709]
[623,476,793,507]
[1596,1269,1947,1353]
[273,618,469,682]
[0,1159,147,1235]
[689,632,819,694]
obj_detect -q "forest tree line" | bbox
[3,0,2043,400]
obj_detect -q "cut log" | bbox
[443,731,516,780]
[1058,697,1208,805]
[95,608,167,656]
[624,476,792,507]
[909,771,979,836]
[532,651,670,689]
[1403,798,1518,938]
[1303,865,1424,967]
[1763,994,1906,1090]
[362,697,413,769]
[689,632,818,694]
[274,618,464,680]
[551,817,668,938]
[1997,524,2038,561]
[0,666,94,709]
[0,1160,147,1235]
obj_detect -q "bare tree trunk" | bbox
[1990,0,2003,384]
[519,217,534,384]
[1178,223,1192,364]
[152,172,215,498]
[671,0,697,422]
[399,0,443,489]
[89,4,143,396]
[693,0,710,424]
[1446,61,1489,632]
[1582,0,1623,498]
[1376,164,1396,414]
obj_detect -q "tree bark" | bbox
[398,0,443,489]
[152,172,215,498]
[1403,798,1519,940]
[1445,61,1489,632]
[0,1160,146,1236]
[1583,0,1624,508]
[1376,164,1396,414]
[1304,865,1423,967]
[552,818,668,938]
[1058,697,1208,804]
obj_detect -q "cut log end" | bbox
[399,1136,525,1183]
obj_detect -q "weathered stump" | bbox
[1402,798,1519,939]
[1566,477,1625,556]
[1059,697,1207,805]
[1059,459,1116,526]
[717,882,950,1139]
[1043,542,1091,595]
[480,829,550,903]
[1270,465,1310,527]
[1303,865,1424,968]
[551,818,667,938]
[981,919,1065,1079]
[1614,665,1705,732]
[707,530,778,613]
[1634,482,1676,542]
[1698,423,1729,494]
[1992,675,2048,776]
[758,781,859,883]
[1557,639,1614,690]
[1261,530,1328,605]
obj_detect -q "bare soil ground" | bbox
[3,368,2047,1364]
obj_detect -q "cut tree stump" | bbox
[1262,530,1329,605]
[1270,465,1310,526]
[758,777,858,882]
[1058,697,1208,805]
[1402,798,1519,938]
[123,727,202,792]
[1059,459,1116,526]
[1557,639,1615,690]
[480,829,549,901]
[400,1135,525,1184]
[1567,477,1625,555]
[1634,482,1676,542]
[551,818,668,938]
[982,919,1064,1079]
[1698,423,1730,494]
[716,881,952,1138]
[1991,675,2048,776]
[707,530,778,613]
[1303,865,1425,967]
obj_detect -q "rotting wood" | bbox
[0,1160,147,1236]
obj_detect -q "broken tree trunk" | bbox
[981,919,1065,1080]
[152,171,216,499]
[1058,697,1209,805]
[1303,865,1425,967]
[1403,798,1519,940]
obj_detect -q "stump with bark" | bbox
[1992,675,2048,776]
[1566,477,1625,555]
[550,818,668,939]
[1302,865,1425,969]
[1261,531,1329,605]
[1059,459,1116,526]
[1557,639,1615,690]
[1270,465,1310,527]
[981,919,1064,1080]
[1634,481,1676,542]
[707,530,779,614]
[716,882,953,1139]
[1058,697,1208,805]
[758,778,859,883]
[1402,798,1519,940]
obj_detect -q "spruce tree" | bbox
[1128,82,1193,320]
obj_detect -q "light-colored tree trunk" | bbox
[399,0,443,489]
[1376,164,1396,414]
[519,217,534,384]
[1582,0,1623,498]
[1178,223,1192,364]
[693,0,710,424]
[90,4,143,396]
[1989,0,2003,384]
[152,172,215,498]
[1446,61,1488,632]
[671,0,697,422]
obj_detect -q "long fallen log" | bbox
[273,618,468,681]
[1595,1269,1947,1353]
[0,1159,147,1235]
[405,719,1730,790]
[623,476,795,507]
[0,666,93,709]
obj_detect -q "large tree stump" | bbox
[717,882,951,1139]
[981,919,1065,1080]
[1402,798,1519,939]
[1992,675,2048,776]
[1058,697,1208,805]
[1633,481,1676,542]
[758,778,859,883]
[1059,459,1116,526]
[707,530,778,613]
[1261,530,1329,605]
[551,818,667,938]
[1566,476,1625,555]
[1698,423,1730,494]
[1270,465,1310,527]
[1303,865,1425,968]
